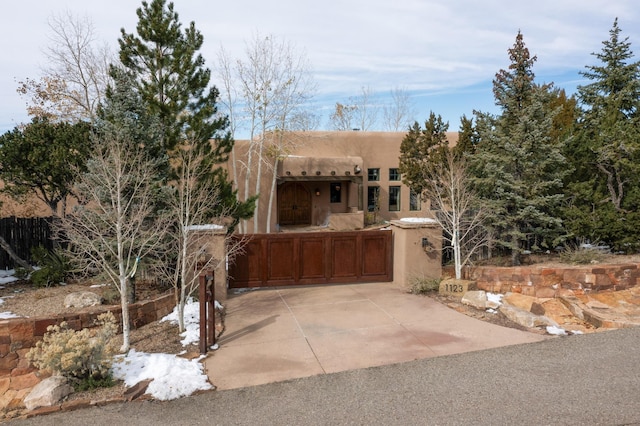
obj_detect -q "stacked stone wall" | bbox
[471,264,640,297]
[0,292,174,411]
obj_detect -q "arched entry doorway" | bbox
[278,182,311,226]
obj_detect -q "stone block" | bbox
[535,287,557,299]
[64,291,102,308]
[499,304,558,328]
[62,318,82,331]
[461,290,486,309]
[439,279,473,297]
[0,389,17,410]
[0,377,10,394]
[595,274,612,287]
[9,320,35,342]
[8,388,29,409]
[23,376,72,410]
[530,301,546,316]
[562,269,587,284]
[33,319,58,337]
[9,372,40,391]
[11,367,37,377]
[556,288,576,297]
[503,293,538,312]
[0,352,19,370]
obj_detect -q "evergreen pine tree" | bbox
[118,0,254,224]
[470,32,568,265]
[563,18,640,250]
[399,112,450,195]
[453,114,477,159]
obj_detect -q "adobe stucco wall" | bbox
[391,220,442,287]
[0,292,174,411]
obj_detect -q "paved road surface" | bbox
[8,327,640,426]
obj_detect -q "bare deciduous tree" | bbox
[217,33,316,233]
[17,11,112,122]
[330,86,380,131]
[425,151,490,279]
[155,141,246,333]
[382,86,416,131]
[329,102,358,131]
[57,134,170,353]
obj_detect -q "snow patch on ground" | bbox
[112,298,215,400]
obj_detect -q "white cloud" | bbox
[1,0,638,132]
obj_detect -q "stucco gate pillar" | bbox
[186,225,228,335]
[390,218,442,289]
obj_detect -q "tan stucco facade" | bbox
[390,219,443,288]
[230,131,458,234]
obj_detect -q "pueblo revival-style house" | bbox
[229,131,458,234]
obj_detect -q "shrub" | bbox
[559,242,609,265]
[409,276,441,294]
[29,246,71,287]
[101,285,120,305]
[26,312,118,390]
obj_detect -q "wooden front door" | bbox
[279,183,311,226]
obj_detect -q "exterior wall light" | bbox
[315,188,321,196]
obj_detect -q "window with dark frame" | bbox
[389,186,401,211]
[367,186,380,212]
[389,168,401,181]
[367,168,380,181]
[330,182,342,203]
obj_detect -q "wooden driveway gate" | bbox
[228,230,393,288]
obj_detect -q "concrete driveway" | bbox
[203,282,547,390]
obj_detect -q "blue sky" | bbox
[1,0,638,135]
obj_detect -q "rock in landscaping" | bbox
[439,279,475,297]
[499,304,558,329]
[64,291,103,308]
[23,376,73,410]
[461,290,487,309]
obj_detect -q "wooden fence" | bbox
[0,217,53,270]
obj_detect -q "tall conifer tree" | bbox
[563,19,640,250]
[470,32,568,265]
[399,112,450,195]
[118,0,254,224]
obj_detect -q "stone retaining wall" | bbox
[0,292,174,412]
[471,263,640,297]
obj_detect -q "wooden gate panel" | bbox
[299,238,325,280]
[229,238,264,286]
[331,237,358,278]
[361,234,389,276]
[268,239,296,281]
[229,230,392,288]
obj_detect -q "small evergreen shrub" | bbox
[26,312,118,390]
[29,246,71,287]
[409,276,441,294]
